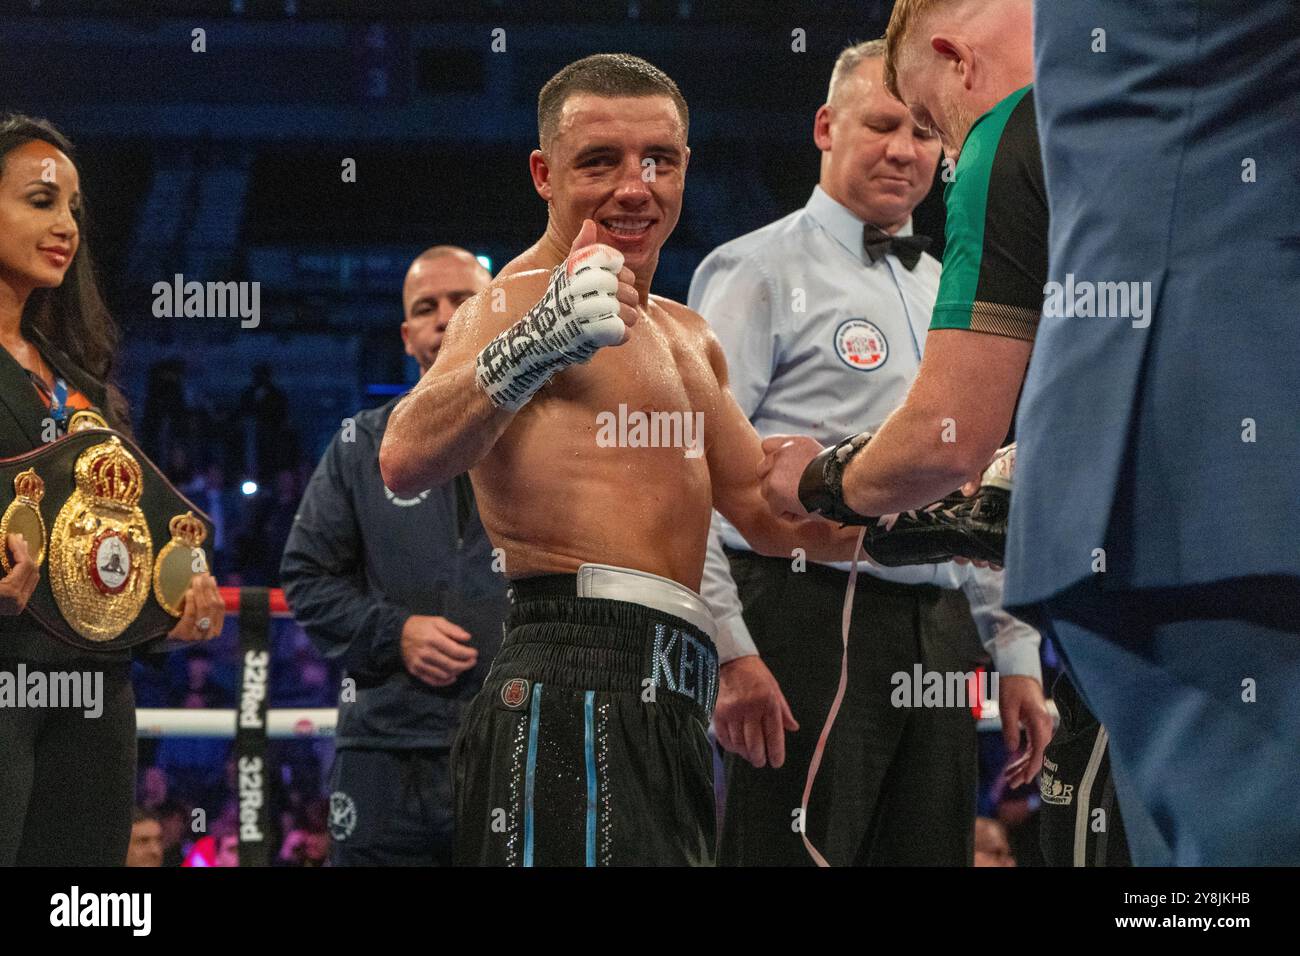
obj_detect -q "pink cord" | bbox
[800,527,866,867]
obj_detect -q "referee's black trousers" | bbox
[718,550,982,867]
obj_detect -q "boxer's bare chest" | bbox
[475,299,721,581]
[548,301,720,429]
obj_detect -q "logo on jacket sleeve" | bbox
[328,791,358,841]
[834,318,889,371]
[500,678,530,709]
[383,486,432,508]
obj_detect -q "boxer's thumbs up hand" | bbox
[564,220,637,347]
[479,218,643,411]
[569,217,599,254]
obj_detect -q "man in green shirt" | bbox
[759,0,1051,790]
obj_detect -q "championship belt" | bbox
[0,417,215,653]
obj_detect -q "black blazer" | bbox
[0,340,128,664]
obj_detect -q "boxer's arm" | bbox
[383,231,634,494]
[840,329,1031,515]
[702,333,862,563]
[379,274,547,496]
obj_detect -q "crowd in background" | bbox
[139,359,312,587]
[128,358,339,866]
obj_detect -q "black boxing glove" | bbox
[801,438,1016,567]
[858,443,1014,566]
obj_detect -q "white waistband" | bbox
[576,563,717,642]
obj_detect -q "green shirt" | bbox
[930,85,1047,342]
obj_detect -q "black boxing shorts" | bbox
[1038,672,1130,867]
[451,564,719,866]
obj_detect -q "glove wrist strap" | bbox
[797,432,876,525]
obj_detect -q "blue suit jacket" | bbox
[1005,0,1300,609]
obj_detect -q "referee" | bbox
[281,246,506,866]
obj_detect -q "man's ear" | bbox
[529,148,552,201]
[813,104,833,153]
[931,35,975,90]
[399,320,414,358]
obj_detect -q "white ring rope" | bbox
[136,707,336,739]
[132,702,1055,738]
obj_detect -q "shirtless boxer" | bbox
[379,54,861,866]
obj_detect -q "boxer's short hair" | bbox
[827,39,887,106]
[538,53,689,150]
[884,0,964,99]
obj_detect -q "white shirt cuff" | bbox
[989,628,1043,684]
[712,612,760,664]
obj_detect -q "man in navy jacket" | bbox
[282,247,506,865]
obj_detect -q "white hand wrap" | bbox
[475,245,627,412]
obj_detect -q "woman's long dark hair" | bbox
[0,113,130,432]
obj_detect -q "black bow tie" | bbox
[863,225,931,271]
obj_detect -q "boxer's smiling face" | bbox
[533,93,689,278]
[0,139,81,295]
